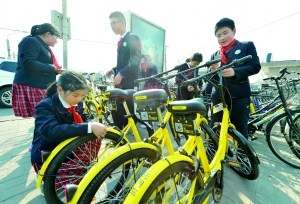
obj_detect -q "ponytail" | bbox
[30,25,40,36]
[46,81,58,96]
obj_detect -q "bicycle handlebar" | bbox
[182,55,252,86]
[134,58,222,84]
[134,66,178,84]
[205,58,222,67]
[161,58,222,81]
[263,67,290,81]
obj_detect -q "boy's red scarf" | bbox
[220,39,236,64]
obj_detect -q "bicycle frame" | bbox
[68,104,178,202]
[264,68,300,138]
[126,107,230,203]
[124,55,258,203]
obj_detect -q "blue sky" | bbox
[1,0,300,72]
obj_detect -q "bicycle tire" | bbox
[77,147,159,204]
[227,128,260,180]
[87,101,101,122]
[101,101,114,126]
[265,110,300,169]
[138,160,200,203]
[44,132,126,204]
[289,113,300,158]
[213,125,260,180]
[97,97,114,126]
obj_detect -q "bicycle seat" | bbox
[133,89,168,107]
[167,99,207,116]
[125,89,136,97]
[104,88,135,101]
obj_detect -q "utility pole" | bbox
[51,1,70,69]
[6,38,11,59]
[62,0,68,69]
[5,30,28,60]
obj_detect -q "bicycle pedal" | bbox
[224,159,240,167]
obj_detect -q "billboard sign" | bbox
[125,11,166,73]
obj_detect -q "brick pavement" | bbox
[0,108,299,204]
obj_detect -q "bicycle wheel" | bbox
[86,101,100,122]
[266,111,300,169]
[77,147,159,204]
[212,125,260,180]
[289,114,300,158]
[227,128,260,180]
[44,132,126,204]
[138,160,203,203]
[101,100,114,126]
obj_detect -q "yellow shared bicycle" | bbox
[64,57,259,204]
[124,55,260,204]
[82,72,113,125]
[36,88,154,204]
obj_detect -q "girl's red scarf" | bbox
[67,106,83,123]
[49,48,61,69]
[220,39,236,64]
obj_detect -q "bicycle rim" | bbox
[289,114,300,158]
[87,102,101,122]
[78,148,159,204]
[44,132,125,204]
[227,129,259,180]
[213,125,259,180]
[101,101,114,126]
[140,161,199,203]
[267,114,300,169]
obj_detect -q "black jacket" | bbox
[113,32,142,89]
[13,36,57,89]
[175,63,203,90]
[31,93,89,164]
[211,40,261,100]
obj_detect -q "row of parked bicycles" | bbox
[35,55,300,203]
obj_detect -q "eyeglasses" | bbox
[52,34,58,39]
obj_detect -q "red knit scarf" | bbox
[220,39,236,64]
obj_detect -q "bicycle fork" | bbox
[193,164,224,203]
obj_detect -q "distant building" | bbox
[261,60,300,78]
[266,53,272,62]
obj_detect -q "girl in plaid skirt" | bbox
[12,23,63,117]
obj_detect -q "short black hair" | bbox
[109,11,126,25]
[214,18,235,35]
[191,53,203,62]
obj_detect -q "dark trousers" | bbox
[177,86,194,100]
[111,99,135,129]
[211,97,250,139]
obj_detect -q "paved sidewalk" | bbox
[0,108,299,204]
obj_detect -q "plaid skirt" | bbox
[12,84,47,118]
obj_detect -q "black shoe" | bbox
[249,135,258,141]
